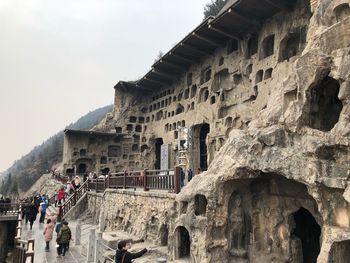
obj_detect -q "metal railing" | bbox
[13,205,35,263]
[88,167,181,194]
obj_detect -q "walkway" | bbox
[21,219,86,263]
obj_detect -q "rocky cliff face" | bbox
[171,1,350,262]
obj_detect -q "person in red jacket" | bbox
[57,188,65,205]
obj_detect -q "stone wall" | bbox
[87,189,176,245]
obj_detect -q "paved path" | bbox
[22,219,86,263]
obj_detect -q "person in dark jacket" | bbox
[56,221,72,258]
[0,196,4,215]
[28,202,38,230]
[115,240,147,263]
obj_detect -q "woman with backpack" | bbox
[56,220,72,259]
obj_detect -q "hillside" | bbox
[0,104,113,196]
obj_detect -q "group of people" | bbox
[0,196,11,215]
[53,176,81,206]
[21,194,73,258]
[22,194,49,229]
[43,217,72,258]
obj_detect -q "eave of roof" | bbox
[64,129,125,137]
[115,0,296,93]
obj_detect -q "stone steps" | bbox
[45,205,59,220]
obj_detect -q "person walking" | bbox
[115,240,148,263]
[57,187,65,205]
[74,176,81,189]
[39,195,49,223]
[56,221,72,259]
[0,196,4,215]
[28,201,37,230]
[43,219,54,251]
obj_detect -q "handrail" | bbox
[56,167,182,221]
[13,204,35,263]
[88,167,181,194]
[58,180,89,221]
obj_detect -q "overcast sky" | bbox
[0,0,209,172]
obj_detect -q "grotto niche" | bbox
[225,175,322,263]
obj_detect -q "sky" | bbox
[0,0,209,172]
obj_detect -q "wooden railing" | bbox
[57,167,182,221]
[13,205,35,263]
[58,180,89,221]
[88,167,182,194]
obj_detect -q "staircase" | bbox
[46,180,89,221]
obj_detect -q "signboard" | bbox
[160,144,169,170]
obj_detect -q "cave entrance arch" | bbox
[155,138,164,169]
[292,207,321,263]
[78,163,87,174]
[308,76,342,131]
[160,224,169,246]
[175,226,190,259]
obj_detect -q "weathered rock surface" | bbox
[65,0,350,262]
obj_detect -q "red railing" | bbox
[58,180,89,221]
[13,205,35,263]
[88,167,182,194]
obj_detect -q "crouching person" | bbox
[115,240,147,263]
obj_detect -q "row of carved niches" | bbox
[225,176,321,263]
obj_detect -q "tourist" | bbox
[22,200,30,224]
[39,195,49,223]
[56,221,72,259]
[196,168,202,175]
[43,218,54,251]
[28,201,38,230]
[65,181,72,197]
[54,191,58,207]
[57,187,65,205]
[0,196,4,215]
[74,176,81,189]
[55,218,63,234]
[188,168,193,182]
[34,194,41,209]
[180,169,185,187]
[115,240,148,263]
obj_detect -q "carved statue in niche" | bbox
[190,233,199,263]
[229,194,247,257]
[268,207,284,252]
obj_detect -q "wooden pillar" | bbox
[174,167,181,194]
[143,169,148,191]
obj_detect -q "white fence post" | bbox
[86,228,95,263]
[98,210,105,232]
[75,221,81,246]
[94,231,103,263]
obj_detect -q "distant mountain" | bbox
[0,104,113,196]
